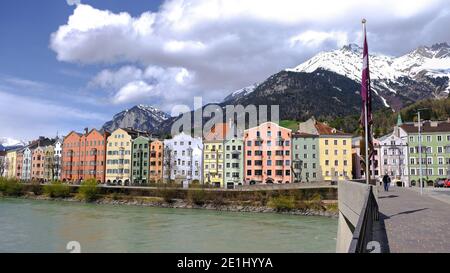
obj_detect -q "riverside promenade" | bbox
[378,186,450,253]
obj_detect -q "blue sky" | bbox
[0,0,163,140]
[0,0,449,141]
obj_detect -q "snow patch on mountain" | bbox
[0,137,26,148]
[223,83,258,102]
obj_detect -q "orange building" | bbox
[62,128,109,183]
[31,147,45,181]
[15,150,23,180]
[149,140,164,183]
[244,122,292,184]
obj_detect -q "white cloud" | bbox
[113,81,156,104]
[91,65,195,108]
[51,0,450,108]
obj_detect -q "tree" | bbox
[163,145,175,183]
[0,156,6,177]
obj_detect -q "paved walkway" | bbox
[378,186,450,253]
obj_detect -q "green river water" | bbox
[0,198,337,253]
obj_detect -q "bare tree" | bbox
[0,156,6,177]
[163,145,175,183]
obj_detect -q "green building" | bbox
[291,132,322,182]
[401,120,450,185]
[131,136,150,184]
[223,138,244,188]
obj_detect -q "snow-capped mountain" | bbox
[0,137,26,147]
[102,104,171,133]
[286,42,450,109]
[0,137,26,151]
[223,83,259,102]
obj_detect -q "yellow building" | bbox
[299,117,352,181]
[203,123,229,187]
[105,128,138,185]
[5,150,17,179]
[203,140,224,187]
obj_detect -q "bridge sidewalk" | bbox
[378,186,450,253]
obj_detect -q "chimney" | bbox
[84,127,89,134]
[430,121,438,127]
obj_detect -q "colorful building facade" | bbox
[131,136,150,184]
[106,128,134,185]
[31,146,45,181]
[298,118,352,181]
[15,150,23,180]
[149,140,164,183]
[401,120,450,185]
[62,129,108,183]
[5,149,17,179]
[244,122,292,184]
[378,118,409,186]
[22,147,32,181]
[203,123,230,187]
[292,132,321,182]
[224,138,244,187]
[163,132,203,183]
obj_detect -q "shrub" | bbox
[43,181,71,198]
[268,195,296,211]
[310,193,323,202]
[159,187,178,203]
[77,179,99,201]
[29,180,43,195]
[188,189,207,205]
[110,192,120,200]
[0,178,23,196]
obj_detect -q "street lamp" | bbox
[417,108,428,195]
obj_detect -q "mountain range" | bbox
[102,42,450,134]
[0,137,27,151]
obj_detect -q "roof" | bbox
[298,117,351,136]
[292,132,318,138]
[400,120,450,134]
[204,123,230,141]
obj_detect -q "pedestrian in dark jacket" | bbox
[382,174,390,192]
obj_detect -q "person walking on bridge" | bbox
[382,173,390,192]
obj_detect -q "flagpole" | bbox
[362,18,370,185]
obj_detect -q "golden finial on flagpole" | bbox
[362,18,366,24]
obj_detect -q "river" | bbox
[0,198,337,253]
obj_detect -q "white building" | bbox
[22,147,32,181]
[53,138,63,180]
[378,115,409,187]
[163,132,203,183]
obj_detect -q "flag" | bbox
[359,21,374,177]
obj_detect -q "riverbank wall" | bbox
[1,181,338,217]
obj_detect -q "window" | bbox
[325,160,329,166]
[426,136,431,142]
[437,135,443,142]
[334,160,339,166]
[409,136,414,142]
[334,140,338,145]
[325,140,328,145]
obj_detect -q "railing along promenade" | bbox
[336,180,381,253]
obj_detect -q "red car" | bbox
[444,179,450,188]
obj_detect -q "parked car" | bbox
[434,178,445,188]
[444,179,450,188]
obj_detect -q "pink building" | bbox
[244,122,292,184]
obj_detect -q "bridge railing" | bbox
[348,185,379,253]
